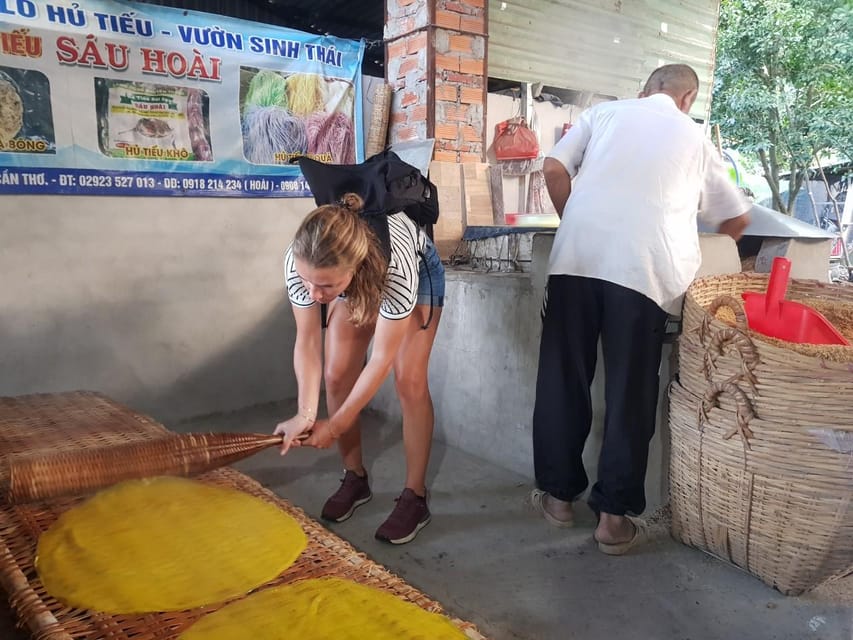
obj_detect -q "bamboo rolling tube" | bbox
[1,432,307,504]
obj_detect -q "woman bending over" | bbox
[275,193,445,545]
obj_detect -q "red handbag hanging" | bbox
[493,116,539,161]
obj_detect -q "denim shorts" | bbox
[416,238,445,307]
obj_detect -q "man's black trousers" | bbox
[532,275,668,516]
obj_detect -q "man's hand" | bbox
[717,212,750,241]
[273,415,314,456]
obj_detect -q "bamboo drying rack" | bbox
[0,391,487,640]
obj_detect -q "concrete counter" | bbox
[371,244,674,511]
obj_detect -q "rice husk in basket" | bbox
[712,296,853,363]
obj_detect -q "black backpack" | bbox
[295,149,439,259]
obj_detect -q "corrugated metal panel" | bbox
[488,0,721,121]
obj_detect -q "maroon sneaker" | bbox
[321,470,372,522]
[374,488,431,544]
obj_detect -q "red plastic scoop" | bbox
[741,257,849,345]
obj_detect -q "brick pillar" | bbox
[384,0,487,163]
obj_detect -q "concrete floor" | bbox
[2,401,851,640]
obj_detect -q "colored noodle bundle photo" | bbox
[240,67,355,165]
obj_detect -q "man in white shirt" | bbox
[530,64,750,554]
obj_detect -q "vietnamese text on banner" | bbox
[0,0,365,197]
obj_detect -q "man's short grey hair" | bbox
[642,64,699,96]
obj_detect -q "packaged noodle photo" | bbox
[95,78,213,162]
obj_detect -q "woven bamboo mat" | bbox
[0,391,487,640]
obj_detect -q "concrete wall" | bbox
[371,269,542,473]
[0,195,310,422]
[6,189,825,512]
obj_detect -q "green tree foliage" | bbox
[711,0,853,214]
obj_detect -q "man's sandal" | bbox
[529,489,574,528]
[594,518,647,555]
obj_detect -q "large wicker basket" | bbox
[670,272,853,595]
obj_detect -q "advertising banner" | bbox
[0,0,365,197]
